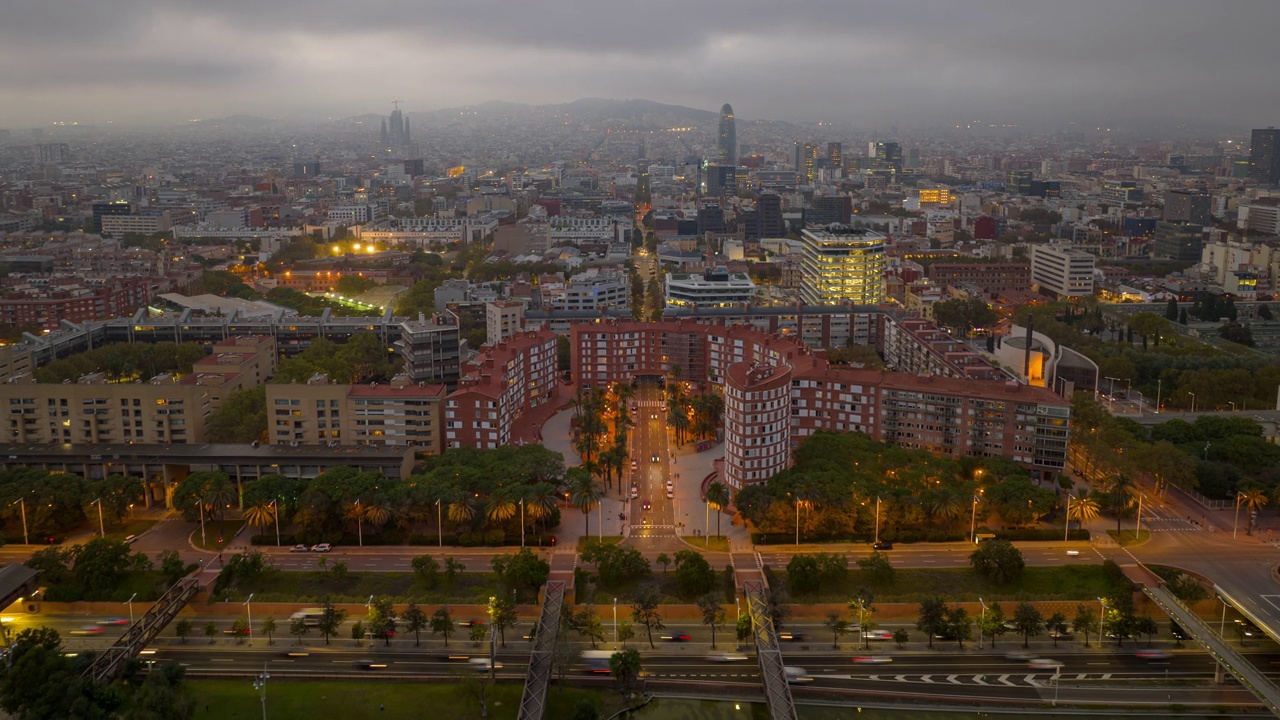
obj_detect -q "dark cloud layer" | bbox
[2,0,1277,128]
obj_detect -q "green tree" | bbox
[366,597,397,646]
[673,549,716,598]
[1012,602,1043,648]
[946,605,973,649]
[931,296,996,335]
[493,548,552,601]
[916,596,948,649]
[979,603,1007,648]
[631,591,666,649]
[656,553,671,574]
[260,617,276,646]
[490,595,518,648]
[856,551,894,584]
[402,603,428,646]
[230,618,250,644]
[697,593,726,650]
[786,554,820,595]
[158,549,189,586]
[617,620,635,647]
[1072,604,1100,647]
[289,616,309,645]
[431,607,455,647]
[412,555,440,587]
[1165,298,1178,321]
[204,386,267,443]
[204,622,218,644]
[444,557,465,586]
[350,621,365,642]
[608,648,643,702]
[823,612,850,649]
[174,619,192,644]
[1046,612,1068,647]
[317,599,347,646]
[468,623,486,646]
[969,539,1025,584]
[571,606,605,649]
[705,482,731,538]
[892,628,909,648]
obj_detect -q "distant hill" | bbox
[195,114,278,128]
[410,97,719,127]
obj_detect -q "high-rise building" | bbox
[757,192,785,238]
[1249,128,1280,185]
[91,201,132,233]
[868,141,902,171]
[1163,190,1211,226]
[717,103,737,167]
[33,143,69,165]
[381,105,412,150]
[1152,222,1205,261]
[1030,245,1095,298]
[799,226,887,305]
[826,143,842,170]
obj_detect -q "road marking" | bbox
[1259,595,1280,617]
[998,674,1016,686]
[920,675,933,683]
[947,674,961,684]
[210,659,235,663]
[973,675,988,685]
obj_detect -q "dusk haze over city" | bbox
[2,2,1280,719]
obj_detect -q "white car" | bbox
[783,666,814,685]
[706,653,749,662]
[310,543,332,552]
[665,480,674,491]
[469,658,503,671]
[630,487,639,499]
[1028,658,1063,670]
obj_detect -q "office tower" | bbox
[91,201,132,233]
[1163,190,1211,226]
[800,144,818,181]
[702,162,736,196]
[799,226,887,305]
[1030,245,1095,298]
[826,142,842,170]
[1152,222,1205,261]
[806,195,852,226]
[758,192,784,238]
[868,141,902,171]
[1249,128,1280,185]
[1007,170,1033,196]
[718,103,737,167]
[34,143,69,165]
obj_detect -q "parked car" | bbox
[289,544,309,553]
[311,543,332,552]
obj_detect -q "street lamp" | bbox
[1064,494,1077,542]
[873,496,882,546]
[520,499,525,548]
[11,497,27,546]
[269,500,280,547]
[198,495,207,546]
[1229,401,1237,412]
[1097,597,1108,641]
[613,597,618,648]
[91,498,105,539]
[969,494,983,544]
[244,593,254,646]
[355,498,363,547]
[1188,392,1196,413]
[1134,492,1145,539]
[436,499,443,548]
[365,595,374,648]
[978,597,988,649]
[252,663,269,720]
[1234,492,1245,539]
[126,592,137,626]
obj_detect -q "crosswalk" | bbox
[1140,505,1203,532]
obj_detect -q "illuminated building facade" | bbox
[799,226,887,305]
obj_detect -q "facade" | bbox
[1152,221,1205,261]
[548,269,630,312]
[927,263,1031,294]
[1238,203,1280,236]
[717,104,737,167]
[394,314,462,384]
[486,301,525,347]
[1030,245,1095,298]
[266,374,446,452]
[444,330,557,450]
[100,212,172,236]
[0,277,153,330]
[1249,128,1280,186]
[572,320,1068,486]
[880,317,1007,382]
[1,335,274,445]
[665,267,757,309]
[1163,190,1211,226]
[799,226,887,305]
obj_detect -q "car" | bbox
[283,650,311,658]
[1006,651,1036,661]
[872,540,893,550]
[224,626,251,636]
[662,633,693,642]
[852,656,893,664]
[458,619,485,628]
[1235,619,1259,638]
[706,653,749,662]
[1028,658,1064,670]
[289,544,309,553]
[666,489,674,499]
[1048,629,1074,639]
[864,629,894,641]
[469,658,503,671]
[630,460,638,471]
[783,666,814,685]
[642,499,651,511]
[665,480,674,491]
[1136,650,1172,661]
[630,487,639,499]
[70,626,104,636]
[97,617,129,626]
[1066,550,1080,556]
[310,543,332,552]
[652,453,659,462]
[778,631,809,642]
[353,659,387,670]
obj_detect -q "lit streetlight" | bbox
[613,597,618,648]
[126,592,137,626]
[252,663,270,720]
[978,597,988,649]
[269,500,280,547]
[969,494,983,544]
[11,497,28,545]
[873,496,882,546]
[91,498,105,539]
[244,593,254,646]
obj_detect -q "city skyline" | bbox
[2,0,1279,129]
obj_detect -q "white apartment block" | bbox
[1030,245,1095,298]
[665,267,757,309]
[100,212,172,236]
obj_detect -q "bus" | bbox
[581,650,613,674]
[290,608,325,627]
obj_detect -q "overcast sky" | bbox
[3,0,1278,130]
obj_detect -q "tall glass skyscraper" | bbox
[718,103,737,167]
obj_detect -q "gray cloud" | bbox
[1,0,1277,128]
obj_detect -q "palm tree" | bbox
[485,488,518,525]
[200,474,237,542]
[1068,492,1101,529]
[567,468,601,539]
[1106,475,1137,535]
[243,502,277,531]
[524,483,558,535]
[362,501,393,529]
[925,491,964,526]
[667,403,691,446]
[447,493,478,527]
[706,482,731,539]
[1240,488,1268,535]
